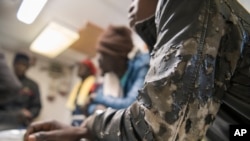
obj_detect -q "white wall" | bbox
[0,47,75,124]
[238,0,250,13]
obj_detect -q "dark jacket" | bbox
[0,53,21,104]
[0,53,22,130]
[86,0,250,140]
[16,76,41,119]
[1,76,41,129]
[206,1,250,138]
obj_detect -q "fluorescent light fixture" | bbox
[17,0,48,24]
[30,22,80,58]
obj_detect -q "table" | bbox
[0,129,25,141]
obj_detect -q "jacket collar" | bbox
[134,16,157,52]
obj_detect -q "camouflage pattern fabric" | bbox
[85,0,250,140]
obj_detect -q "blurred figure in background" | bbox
[0,53,21,103]
[87,25,149,115]
[0,52,22,130]
[66,59,97,126]
[12,53,41,127]
[0,52,41,130]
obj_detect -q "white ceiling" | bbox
[0,0,249,65]
[0,0,132,64]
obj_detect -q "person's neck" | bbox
[17,74,26,80]
[134,16,156,52]
[81,74,91,81]
[115,65,127,79]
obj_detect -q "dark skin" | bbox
[24,63,94,141]
[98,52,128,78]
[14,60,29,78]
[89,52,128,112]
[24,120,92,141]
[77,63,92,80]
[128,0,158,27]
[24,0,158,140]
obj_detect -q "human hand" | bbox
[21,109,33,119]
[19,109,33,125]
[24,120,89,141]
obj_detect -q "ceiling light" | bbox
[17,0,48,24]
[30,22,80,58]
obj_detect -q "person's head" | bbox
[96,25,133,77]
[13,53,30,77]
[78,59,96,79]
[128,0,158,28]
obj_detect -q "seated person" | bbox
[87,25,150,115]
[66,59,97,126]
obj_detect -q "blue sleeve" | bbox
[87,103,97,115]
[93,66,148,109]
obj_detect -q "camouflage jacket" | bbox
[86,0,250,140]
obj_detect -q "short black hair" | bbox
[14,53,30,64]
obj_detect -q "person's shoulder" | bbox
[25,77,39,87]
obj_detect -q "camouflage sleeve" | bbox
[86,0,245,140]
[86,102,154,141]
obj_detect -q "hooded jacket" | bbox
[85,0,250,140]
